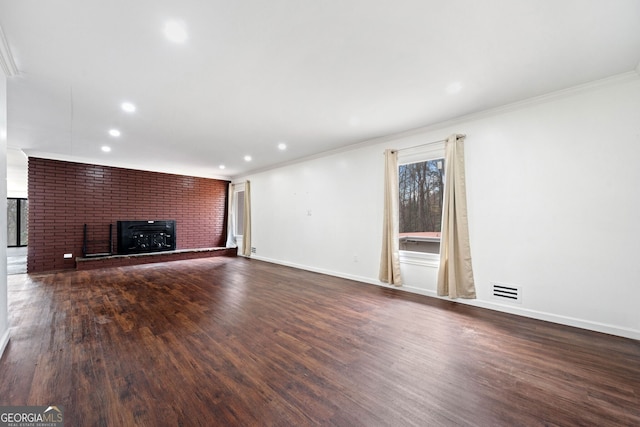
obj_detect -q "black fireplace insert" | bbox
[117,220,176,255]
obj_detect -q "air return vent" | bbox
[490,282,522,304]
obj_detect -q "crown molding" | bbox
[361,71,640,148]
[0,23,18,77]
[234,71,640,181]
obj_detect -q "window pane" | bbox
[7,199,18,246]
[236,191,245,236]
[398,159,444,253]
[20,199,29,245]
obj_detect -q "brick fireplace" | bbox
[28,158,231,272]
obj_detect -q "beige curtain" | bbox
[379,149,402,286]
[225,183,237,248]
[437,134,476,298]
[242,180,252,257]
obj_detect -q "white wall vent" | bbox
[490,282,522,304]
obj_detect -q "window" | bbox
[7,198,29,247]
[399,158,444,254]
[236,190,245,236]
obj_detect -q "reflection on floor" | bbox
[7,246,27,275]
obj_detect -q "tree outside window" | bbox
[398,159,444,253]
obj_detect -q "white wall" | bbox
[239,72,640,340]
[0,71,9,357]
[7,147,28,198]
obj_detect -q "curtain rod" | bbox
[390,133,466,153]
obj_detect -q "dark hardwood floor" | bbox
[1,257,639,426]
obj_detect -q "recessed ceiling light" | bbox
[244,155,252,162]
[101,146,111,153]
[108,129,121,137]
[164,20,188,43]
[278,143,287,150]
[446,82,463,94]
[121,102,136,113]
[219,165,226,169]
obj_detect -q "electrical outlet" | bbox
[251,247,256,254]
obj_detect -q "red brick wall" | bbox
[28,158,229,272]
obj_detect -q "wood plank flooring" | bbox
[1,257,639,426]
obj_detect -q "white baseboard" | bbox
[251,255,380,286]
[0,328,9,359]
[251,255,640,341]
[401,286,640,341]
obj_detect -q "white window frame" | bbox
[398,141,445,265]
[232,183,246,250]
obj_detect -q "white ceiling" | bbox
[1,0,639,179]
